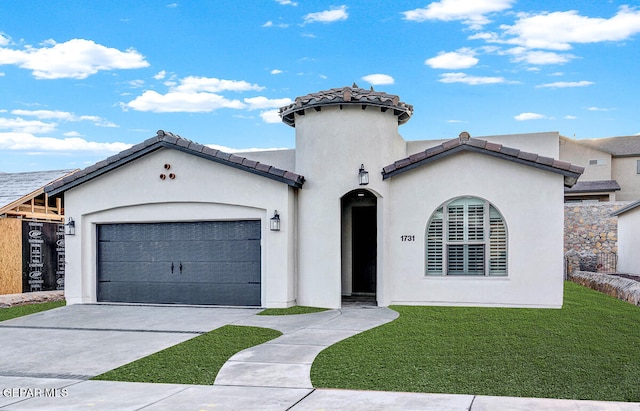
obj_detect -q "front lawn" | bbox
[92,325,281,385]
[311,282,640,402]
[0,300,65,322]
[258,306,329,316]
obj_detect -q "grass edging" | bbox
[92,325,281,385]
[0,300,65,322]
[258,306,329,316]
[311,282,640,402]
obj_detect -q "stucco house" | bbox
[46,86,584,309]
[611,200,640,274]
[561,135,640,202]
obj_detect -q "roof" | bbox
[0,169,76,212]
[382,132,584,187]
[279,84,413,127]
[45,131,305,196]
[564,180,621,194]
[611,199,640,217]
[575,135,640,157]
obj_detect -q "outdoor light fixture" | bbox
[65,217,76,236]
[358,164,369,186]
[270,210,281,231]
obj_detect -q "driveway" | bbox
[0,304,260,379]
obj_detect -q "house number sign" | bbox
[401,235,415,241]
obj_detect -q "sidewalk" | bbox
[0,302,638,410]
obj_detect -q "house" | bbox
[560,135,640,202]
[611,200,640,274]
[46,85,584,309]
[0,170,75,294]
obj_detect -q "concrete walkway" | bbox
[0,304,638,410]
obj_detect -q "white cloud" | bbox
[501,6,640,51]
[260,110,282,123]
[0,33,9,46]
[63,131,82,136]
[0,38,149,79]
[425,48,479,69]
[125,90,246,113]
[153,70,167,80]
[439,72,506,85]
[129,79,145,88]
[275,0,297,6]
[506,48,575,65]
[172,76,264,93]
[536,81,594,88]
[361,74,394,86]
[303,5,348,24]
[243,96,292,110]
[0,132,131,152]
[514,112,546,121]
[270,69,283,74]
[587,106,613,112]
[11,109,117,127]
[0,117,56,134]
[262,21,274,27]
[166,3,178,8]
[565,115,577,120]
[403,0,514,27]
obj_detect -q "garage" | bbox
[97,220,261,306]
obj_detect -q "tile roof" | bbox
[45,131,305,196]
[0,169,76,211]
[564,180,621,194]
[382,131,584,187]
[279,84,414,127]
[575,135,640,157]
[611,199,640,217]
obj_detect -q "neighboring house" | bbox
[611,200,640,274]
[560,135,640,202]
[0,170,75,294]
[46,86,583,309]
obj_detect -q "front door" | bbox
[352,206,376,294]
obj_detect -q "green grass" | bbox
[0,300,65,322]
[311,282,640,402]
[258,306,329,315]
[92,325,281,385]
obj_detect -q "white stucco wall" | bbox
[617,207,640,274]
[559,138,612,182]
[382,151,566,308]
[293,105,407,308]
[407,132,561,159]
[63,148,297,307]
[612,157,640,201]
[236,148,296,172]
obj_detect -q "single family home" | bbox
[46,85,584,309]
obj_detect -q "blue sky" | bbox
[1,0,639,172]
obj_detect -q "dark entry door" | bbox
[352,207,376,294]
[97,220,261,306]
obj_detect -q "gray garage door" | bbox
[97,221,261,306]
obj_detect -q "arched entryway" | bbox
[341,189,377,304]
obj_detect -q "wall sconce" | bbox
[65,217,76,235]
[270,210,281,231]
[358,164,369,186]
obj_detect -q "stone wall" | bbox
[564,202,630,255]
[568,271,640,306]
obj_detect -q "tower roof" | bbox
[279,84,413,127]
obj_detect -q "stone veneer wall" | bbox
[564,202,630,255]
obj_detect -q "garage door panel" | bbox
[98,241,184,262]
[97,220,261,306]
[98,282,261,306]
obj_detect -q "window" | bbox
[637,159,640,174]
[426,197,507,276]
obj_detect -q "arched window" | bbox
[426,197,507,276]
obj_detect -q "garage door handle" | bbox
[179,263,183,274]
[171,262,174,274]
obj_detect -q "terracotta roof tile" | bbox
[45,130,305,195]
[279,85,413,127]
[382,132,584,187]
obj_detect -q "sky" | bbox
[1,0,639,173]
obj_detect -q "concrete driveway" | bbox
[0,304,261,379]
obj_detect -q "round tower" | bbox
[279,84,413,308]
